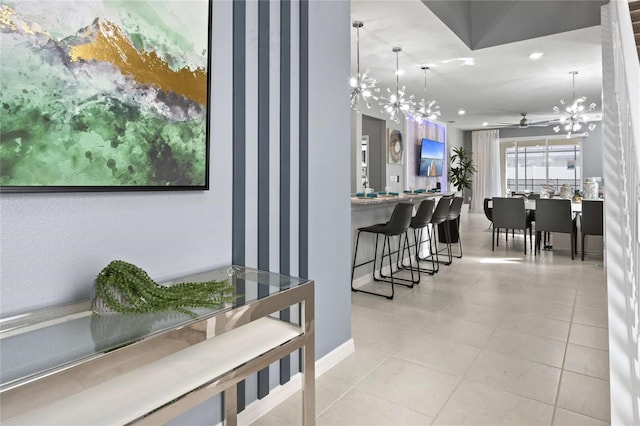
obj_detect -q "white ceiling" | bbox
[350,0,604,131]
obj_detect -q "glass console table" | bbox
[0,265,315,425]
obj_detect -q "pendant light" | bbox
[411,66,441,124]
[553,71,597,137]
[350,21,378,111]
[379,47,414,123]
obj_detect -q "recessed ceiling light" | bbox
[529,52,544,60]
[458,110,466,115]
[395,69,405,76]
[482,122,489,126]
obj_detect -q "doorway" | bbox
[362,114,385,192]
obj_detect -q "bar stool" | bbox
[351,203,415,299]
[483,197,493,230]
[400,198,436,275]
[441,196,464,259]
[430,197,452,271]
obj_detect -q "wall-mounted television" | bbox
[418,138,445,177]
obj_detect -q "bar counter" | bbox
[351,191,446,208]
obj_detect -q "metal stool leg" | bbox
[397,231,419,280]
[411,227,436,275]
[352,232,395,299]
[350,231,362,292]
[379,233,418,286]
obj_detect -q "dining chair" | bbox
[526,193,540,238]
[491,197,533,254]
[534,199,577,259]
[506,193,526,241]
[581,200,603,261]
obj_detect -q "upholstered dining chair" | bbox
[534,199,577,259]
[526,192,540,233]
[491,197,533,254]
[506,193,526,240]
[581,200,604,261]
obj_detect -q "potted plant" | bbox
[447,147,476,195]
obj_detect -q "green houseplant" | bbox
[447,147,476,193]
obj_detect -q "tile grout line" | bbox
[550,286,578,425]
[315,342,394,420]
[429,324,500,425]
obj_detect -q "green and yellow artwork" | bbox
[0,0,211,191]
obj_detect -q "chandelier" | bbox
[411,66,441,124]
[379,47,414,123]
[553,71,596,137]
[350,21,378,111]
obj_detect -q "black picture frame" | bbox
[0,0,212,193]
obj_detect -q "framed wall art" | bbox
[387,129,403,164]
[0,0,211,192]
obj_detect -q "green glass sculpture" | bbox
[92,260,237,318]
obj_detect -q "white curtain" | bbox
[470,129,501,213]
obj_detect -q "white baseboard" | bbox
[315,338,355,377]
[237,338,355,425]
[351,271,375,289]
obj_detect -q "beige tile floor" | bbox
[253,211,610,425]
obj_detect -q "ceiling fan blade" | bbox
[485,123,518,128]
[526,119,554,126]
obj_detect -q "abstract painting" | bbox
[0,0,211,191]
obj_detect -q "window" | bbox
[502,137,582,194]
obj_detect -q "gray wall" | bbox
[580,126,604,180]
[308,0,351,359]
[0,0,351,423]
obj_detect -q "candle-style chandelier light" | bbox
[411,66,441,125]
[553,71,597,137]
[379,47,415,123]
[349,21,379,111]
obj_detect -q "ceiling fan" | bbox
[491,113,554,129]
